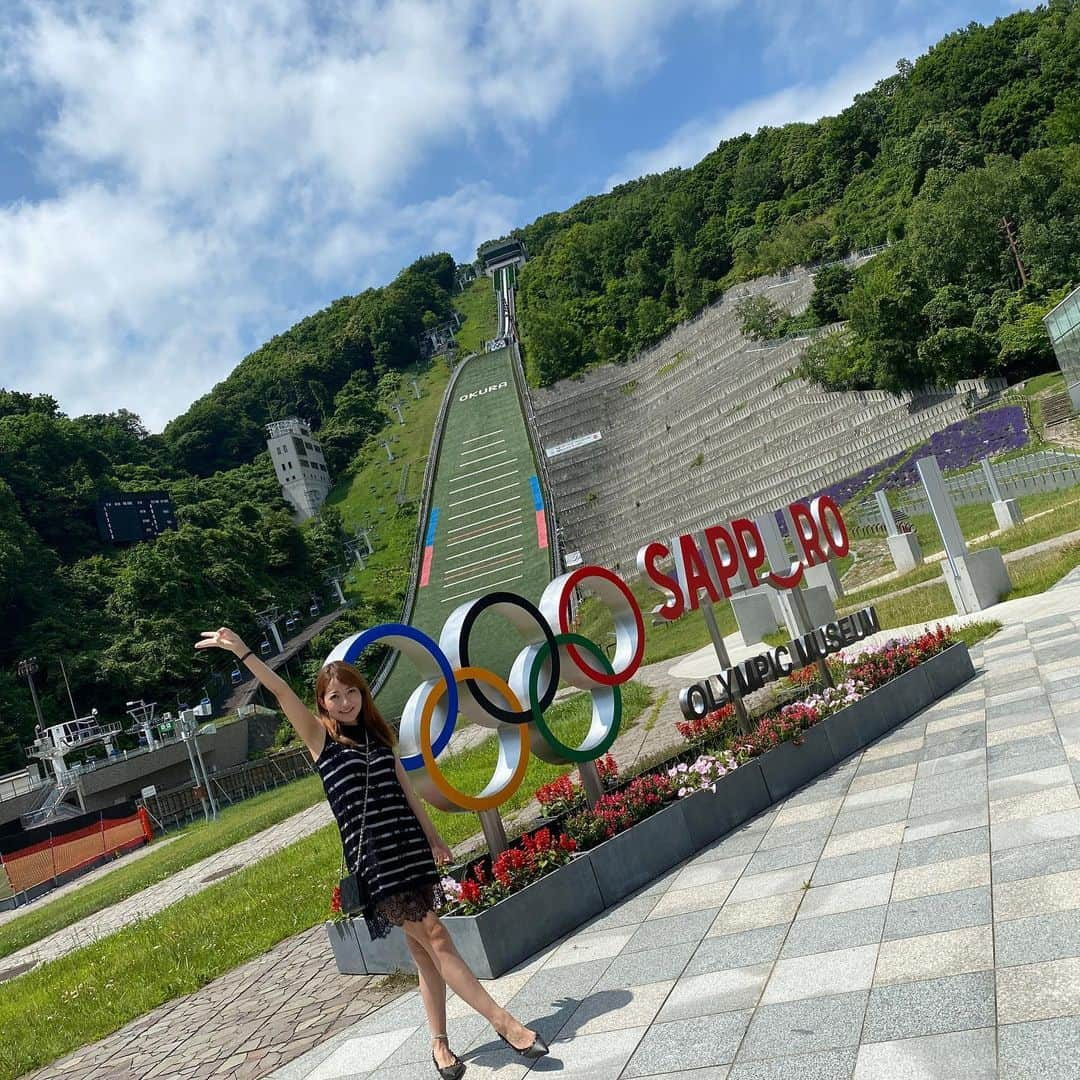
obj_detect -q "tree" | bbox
[808,264,855,323]
[736,296,785,341]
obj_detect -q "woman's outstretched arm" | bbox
[195,627,325,758]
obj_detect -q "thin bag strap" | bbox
[341,726,372,876]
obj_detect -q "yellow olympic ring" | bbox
[417,666,531,812]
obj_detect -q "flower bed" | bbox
[327,628,974,976]
[440,828,578,915]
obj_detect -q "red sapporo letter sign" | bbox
[636,495,849,621]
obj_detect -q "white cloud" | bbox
[0,0,984,430]
[1,0,733,430]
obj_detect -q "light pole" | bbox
[17,658,45,731]
[178,709,218,820]
[126,699,159,751]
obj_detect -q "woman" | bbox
[196,627,548,1079]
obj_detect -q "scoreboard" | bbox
[96,492,178,543]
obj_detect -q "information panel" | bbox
[96,492,178,543]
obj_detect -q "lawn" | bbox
[902,484,1080,559]
[0,682,653,1080]
[322,357,451,621]
[0,774,326,964]
[452,276,498,356]
[844,541,1080,632]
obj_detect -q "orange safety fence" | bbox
[0,807,152,897]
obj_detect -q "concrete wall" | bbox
[0,789,47,830]
[528,260,970,573]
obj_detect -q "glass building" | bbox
[1044,285,1080,411]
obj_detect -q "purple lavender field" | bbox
[807,406,1028,507]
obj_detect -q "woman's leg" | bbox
[405,934,456,1070]
[403,913,538,1050]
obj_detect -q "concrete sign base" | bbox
[731,588,782,645]
[805,560,843,600]
[993,498,1024,530]
[942,547,1012,614]
[887,531,924,574]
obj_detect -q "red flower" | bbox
[676,704,735,743]
[595,753,619,781]
[329,885,342,915]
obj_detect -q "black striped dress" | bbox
[316,730,444,939]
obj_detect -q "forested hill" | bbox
[0,254,457,771]
[514,2,1080,393]
[164,253,457,477]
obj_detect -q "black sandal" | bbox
[431,1034,466,1080]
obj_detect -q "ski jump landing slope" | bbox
[375,343,555,723]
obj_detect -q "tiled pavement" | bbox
[21,924,404,1080]
[272,611,1080,1080]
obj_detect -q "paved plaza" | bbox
[271,595,1080,1079]
[11,570,1080,1079]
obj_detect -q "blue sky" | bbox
[0,0,1021,431]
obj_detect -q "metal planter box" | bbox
[586,799,694,907]
[823,695,881,762]
[680,759,771,849]
[756,721,839,803]
[921,643,976,699]
[325,918,371,975]
[448,853,604,978]
[822,643,974,761]
[327,852,605,980]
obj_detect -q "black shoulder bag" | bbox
[338,728,371,916]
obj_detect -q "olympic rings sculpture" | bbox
[325,567,644,813]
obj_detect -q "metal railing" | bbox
[138,746,317,832]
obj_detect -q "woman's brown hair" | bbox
[315,661,396,750]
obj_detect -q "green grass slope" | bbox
[376,346,552,720]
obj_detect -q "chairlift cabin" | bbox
[309,602,320,618]
[285,615,299,634]
[230,667,243,686]
[259,638,272,657]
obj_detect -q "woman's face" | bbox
[322,676,362,725]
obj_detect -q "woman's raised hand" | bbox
[195,627,248,656]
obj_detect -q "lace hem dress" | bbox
[315,730,444,940]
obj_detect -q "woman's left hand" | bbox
[429,837,453,866]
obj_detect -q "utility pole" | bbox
[391,399,405,425]
[410,378,421,400]
[999,216,1029,286]
[16,658,45,731]
[178,709,217,821]
[380,440,395,462]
